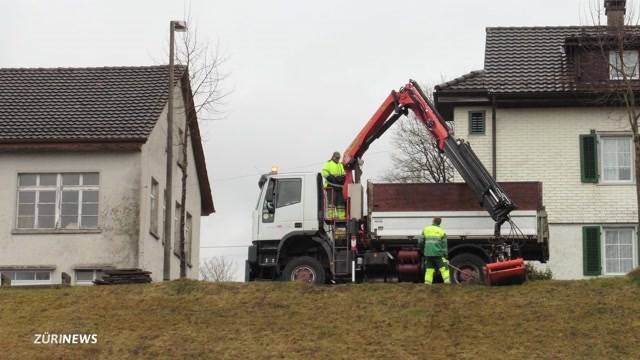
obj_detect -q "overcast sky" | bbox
[0,0,613,280]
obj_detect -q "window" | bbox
[75,269,104,285]
[186,213,193,265]
[3,270,52,286]
[468,111,486,135]
[609,50,639,80]
[600,136,632,182]
[150,178,159,236]
[603,228,636,275]
[276,179,302,208]
[174,202,182,256]
[16,173,99,229]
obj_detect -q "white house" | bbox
[434,1,639,279]
[0,65,214,285]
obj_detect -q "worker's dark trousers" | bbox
[424,256,450,284]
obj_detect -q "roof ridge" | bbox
[435,70,485,90]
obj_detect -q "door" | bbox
[257,177,304,240]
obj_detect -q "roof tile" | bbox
[0,65,186,142]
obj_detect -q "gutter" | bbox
[491,92,497,178]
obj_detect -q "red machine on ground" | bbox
[340,80,525,285]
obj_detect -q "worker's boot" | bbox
[440,266,451,284]
[424,268,434,285]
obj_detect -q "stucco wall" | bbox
[452,105,639,279]
[138,81,202,281]
[0,151,140,284]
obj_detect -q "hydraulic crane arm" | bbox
[342,80,515,229]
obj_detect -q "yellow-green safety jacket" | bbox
[420,224,448,257]
[321,160,345,188]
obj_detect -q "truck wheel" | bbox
[450,253,486,284]
[281,257,326,284]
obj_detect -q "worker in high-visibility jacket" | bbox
[321,151,346,220]
[421,217,450,284]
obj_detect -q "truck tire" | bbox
[450,253,486,284]
[281,257,326,284]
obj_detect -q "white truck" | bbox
[246,81,549,284]
[246,173,548,284]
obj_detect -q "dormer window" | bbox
[609,50,639,80]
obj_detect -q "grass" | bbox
[1,278,639,359]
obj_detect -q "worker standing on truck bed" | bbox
[421,217,450,284]
[321,151,346,220]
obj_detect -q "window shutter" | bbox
[580,133,598,183]
[583,226,601,276]
[468,111,486,135]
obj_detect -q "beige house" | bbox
[435,1,639,279]
[0,65,214,285]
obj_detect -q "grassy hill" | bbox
[1,277,639,359]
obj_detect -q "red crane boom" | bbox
[341,80,515,232]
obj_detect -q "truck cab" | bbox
[252,172,322,242]
[248,172,335,283]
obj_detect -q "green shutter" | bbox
[468,111,486,135]
[580,133,598,183]
[583,226,601,276]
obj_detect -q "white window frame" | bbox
[6,270,52,286]
[15,173,100,230]
[150,178,159,237]
[609,50,640,80]
[74,269,104,285]
[602,226,638,275]
[15,174,58,229]
[598,134,634,184]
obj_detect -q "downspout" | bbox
[491,92,497,178]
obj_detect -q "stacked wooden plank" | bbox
[94,268,152,285]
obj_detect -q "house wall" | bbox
[138,81,202,281]
[452,106,638,279]
[0,151,141,285]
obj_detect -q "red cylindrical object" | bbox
[484,258,526,286]
[397,250,420,264]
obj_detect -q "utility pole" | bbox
[163,20,187,281]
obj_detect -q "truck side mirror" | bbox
[266,201,275,213]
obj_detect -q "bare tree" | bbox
[174,13,228,278]
[581,1,640,242]
[383,83,454,183]
[200,256,236,282]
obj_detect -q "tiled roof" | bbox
[0,65,185,142]
[436,26,640,93]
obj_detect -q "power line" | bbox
[211,150,392,183]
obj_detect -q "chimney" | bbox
[605,0,626,28]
